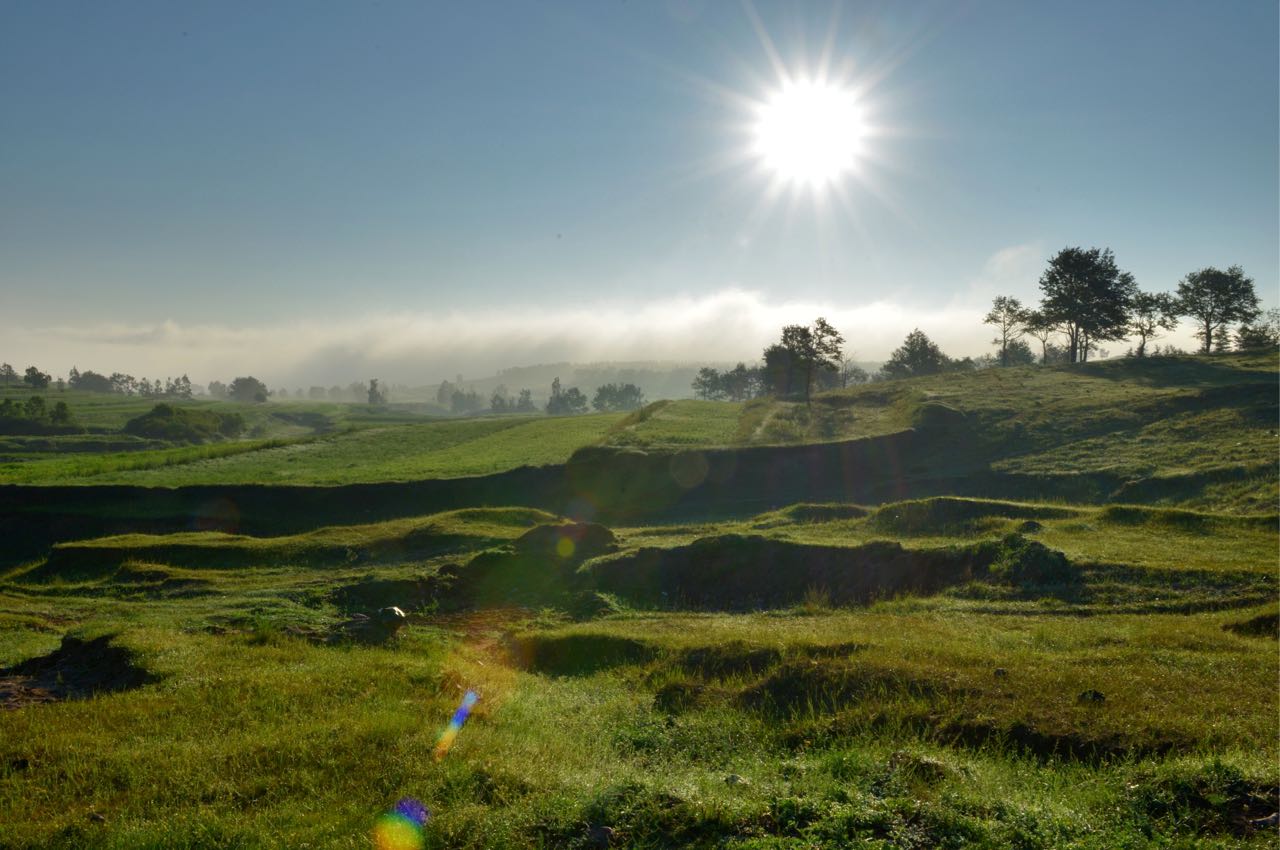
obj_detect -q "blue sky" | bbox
[2,0,1276,383]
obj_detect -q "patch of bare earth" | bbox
[0,634,155,709]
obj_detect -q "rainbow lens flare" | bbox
[372,797,429,850]
[433,690,479,761]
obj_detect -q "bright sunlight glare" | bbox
[753,80,865,188]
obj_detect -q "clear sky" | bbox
[2,0,1276,384]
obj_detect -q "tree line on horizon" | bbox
[438,377,646,416]
[0,358,652,423]
[4,249,1275,418]
[693,250,1277,403]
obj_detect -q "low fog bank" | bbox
[0,291,978,386]
[2,288,1206,392]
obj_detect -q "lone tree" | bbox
[1175,265,1260,354]
[227,376,269,403]
[983,296,1029,366]
[774,317,844,404]
[0,364,15,389]
[23,366,51,390]
[545,378,588,415]
[881,329,947,379]
[367,378,385,405]
[691,367,725,400]
[1038,247,1137,363]
[1128,291,1179,357]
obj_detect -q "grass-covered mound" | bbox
[436,521,618,610]
[0,493,1275,847]
[516,607,1278,764]
[584,535,1036,610]
[24,507,558,581]
[869,496,1079,535]
[122,403,245,442]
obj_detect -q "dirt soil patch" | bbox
[0,634,156,709]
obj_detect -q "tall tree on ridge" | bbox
[1175,265,1260,354]
[775,317,844,405]
[983,296,1029,367]
[1128,292,1179,357]
[1038,247,1137,363]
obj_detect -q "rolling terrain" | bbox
[0,353,1276,848]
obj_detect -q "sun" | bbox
[752,80,866,188]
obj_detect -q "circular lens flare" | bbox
[753,80,865,187]
[373,813,425,850]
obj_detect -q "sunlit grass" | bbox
[1,415,624,485]
[0,353,1276,847]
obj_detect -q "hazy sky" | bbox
[3,0,1276,384]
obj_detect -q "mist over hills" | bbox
[403,360,884,404]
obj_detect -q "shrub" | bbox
[988,533,1076,586]
[123,404,245,443]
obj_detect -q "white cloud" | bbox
[949,241,1046,309]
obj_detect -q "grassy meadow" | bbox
[0,353,1277,848]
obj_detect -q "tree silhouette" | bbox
[1235,308,1280,351]
[1038,247,1137,362]
[592,383,645,412]
[23,367,51,390]
[546,378,588,415]
[774,317,844,404]
[983,296,1029,366]
[882,329,947,379]
[1175,266,1260,354]
[691,367,724,400]
[1128,292,1179,357]
[228,376,268,403]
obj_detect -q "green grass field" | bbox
[0,354,1276,848]
[3,354,1273,509]
[0,413,623,485]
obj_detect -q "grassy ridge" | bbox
[1,414,623,486]
[1,354,1272,512]
[9,495,1274,587]
[0,437,311,484]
